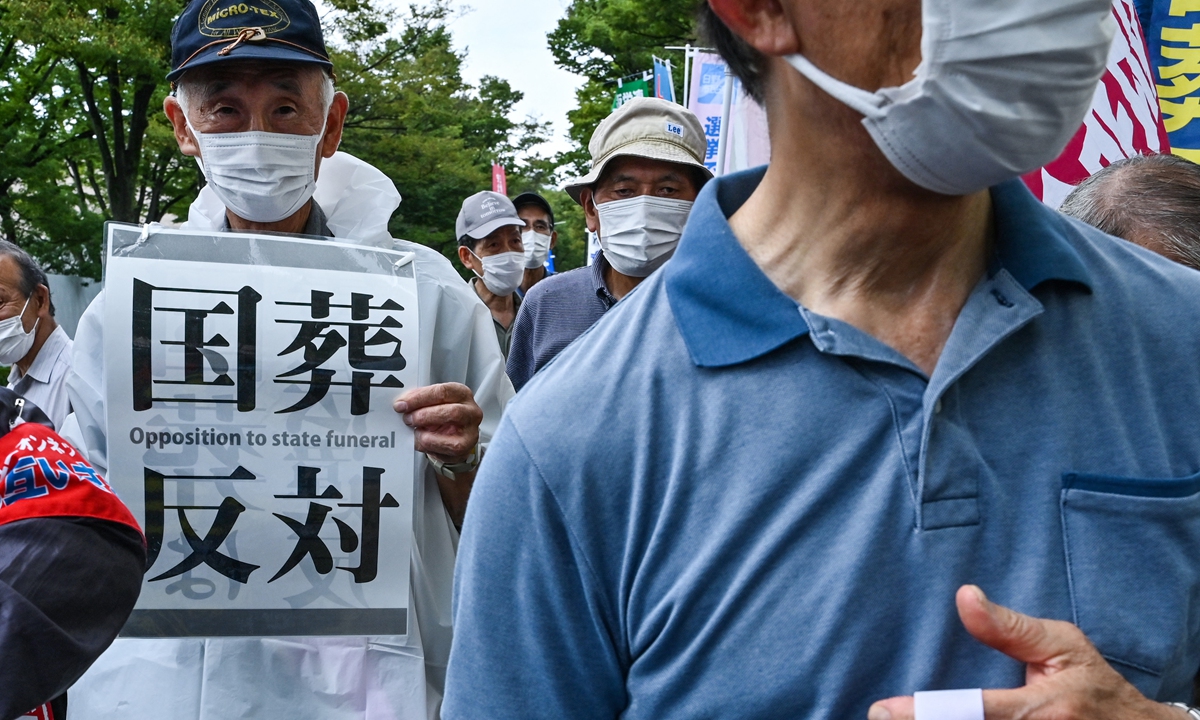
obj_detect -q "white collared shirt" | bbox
[7,324,72,430]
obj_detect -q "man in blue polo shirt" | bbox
[445,1,1200,719]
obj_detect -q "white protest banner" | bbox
[103,223,419,638]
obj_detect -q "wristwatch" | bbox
[427,443,481,480]
[1166,703,1200,719]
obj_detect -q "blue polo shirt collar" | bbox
[664,168,810,368]
[990,178,1092,292]
[665,168,1094,369]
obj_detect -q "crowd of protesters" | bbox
[1,0,1200,719]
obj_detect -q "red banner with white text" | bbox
[1024,0,1171,207]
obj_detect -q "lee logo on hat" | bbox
[666,122,684,137]
[199,0,290,37]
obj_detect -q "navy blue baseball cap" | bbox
[168,0,333,82]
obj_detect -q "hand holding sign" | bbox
[394,382,482,529]
[868,586,1186,720]
[394,382,482,464]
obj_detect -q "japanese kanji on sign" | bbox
[103,222,419,638]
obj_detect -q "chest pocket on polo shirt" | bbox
[1060,470,1200,700]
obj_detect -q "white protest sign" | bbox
[103,223,418,638]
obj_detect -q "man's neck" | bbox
[521,266,546,295]
[16,318,57,376]
[227,200,313,235]
[473,278,516,326]
[729,89,993,376]
[602,263,643,301]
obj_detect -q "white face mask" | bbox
[189,118,327,223]
[0,296,37,365]
[522,230,552,270]
[784,0,1114,196]
[471,250,526,296]
[595,196,692,278]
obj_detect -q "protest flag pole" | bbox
[715,67,734,176]
[684,48,691,107]
[665,45,716,110]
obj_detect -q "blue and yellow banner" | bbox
[1143,0,1200,161]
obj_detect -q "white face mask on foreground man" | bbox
[783,0,1114,196]
[0,295,38,365]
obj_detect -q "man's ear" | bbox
[33,285,50,319]
[707,0,801,57]
[164,96,200,158]
[457,245,479,275]
[550,230,558,249]
[580,188,600,234]
[320,92,349,159]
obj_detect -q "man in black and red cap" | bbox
[62,0,514,717]
[0,388,144,720]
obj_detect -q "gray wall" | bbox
[47,274,103,339]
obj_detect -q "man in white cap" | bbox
[505,97,711,391]
[456,191,526,361]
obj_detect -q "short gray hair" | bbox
[175,67,335,116]
[0,241,53,316]
[697,3,769,104]
[1059,154,1200,271]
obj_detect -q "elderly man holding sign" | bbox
[444,0,1200,719]
[61,0,512,717]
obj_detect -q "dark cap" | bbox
[168,0,333,82]
[512,192,555,228]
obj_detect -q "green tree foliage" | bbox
[0,0,200,278]
[0,0,550,279]
[548,0,700,175]
[328,0,550,270]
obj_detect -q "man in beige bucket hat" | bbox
[505,96,712,390]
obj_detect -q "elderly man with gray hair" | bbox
[62,0,513,717]
[0,241,72,428]
[1059,153,1200,270]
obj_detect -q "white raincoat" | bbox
[61,152,514,720]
